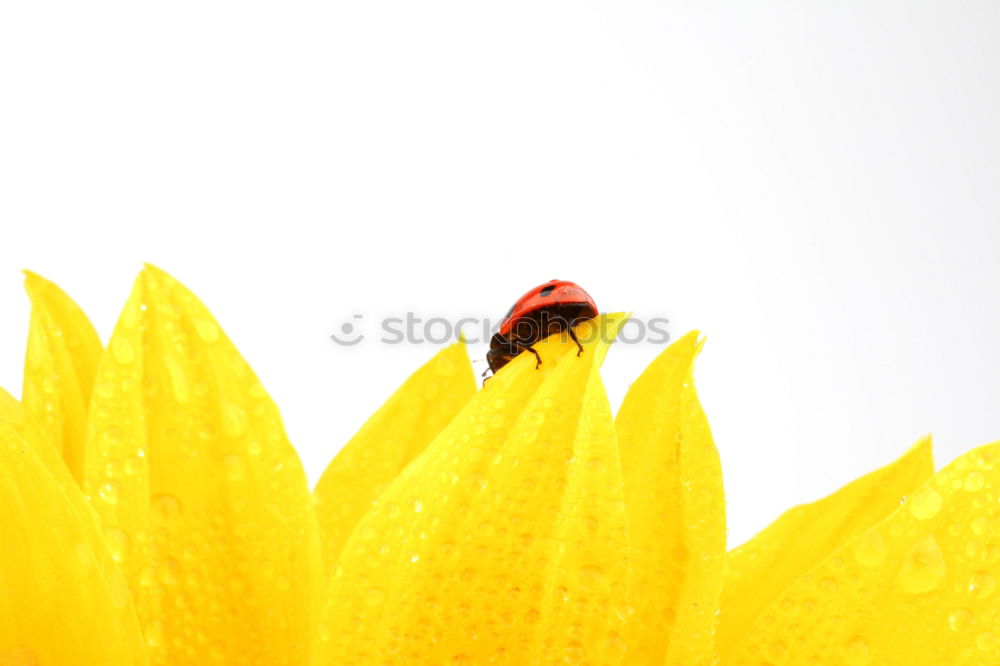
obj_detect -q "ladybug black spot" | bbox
[539,285,556,297]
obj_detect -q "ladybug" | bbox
[484,280,598,377]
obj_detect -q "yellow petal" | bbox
[726,440,1000,665]
[614,331,725,666]
[84,265,322,666]
[21,271,102,484]
[718,436,934,659]
[314,342,476,569]
[0,388,68,479]
[315,315,630,665]
[0,416,146,665]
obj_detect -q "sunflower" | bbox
[1,266,997,665]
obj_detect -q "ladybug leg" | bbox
[514,341,543,369]
[568,326,584,357]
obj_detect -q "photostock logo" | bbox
[330,314,365,346]
[329,313,671,347]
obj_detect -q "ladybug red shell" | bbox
[485,280,598,377]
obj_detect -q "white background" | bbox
[1,1,998,546]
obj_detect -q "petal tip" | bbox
[22,269,51,295]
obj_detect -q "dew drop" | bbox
[843,637,871,665]
[766,640,788,660]
[158,557,181,585]
[970,517,991,536]
[949,608,975,635]
[365,588,386,606]
[151,493,183,522]
[896,534,947,594]
[104,527,130,562]
[145,619,165,648]
[908,486,943,520]
[98,481,121,504]
[964,471,986,492]
[580,565,605,588]
[208,640,226,660]
[564,641,586,661]
[123,456,142,476]
[818,576,839,593]
[221,403,247,438]
[607,631,626,653]
[977,632,997,651]
[194,318,220,343]
[139,566,156,588]
[853,529,888,567]
[969,571,997,599]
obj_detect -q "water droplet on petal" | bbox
[580,565,605,588]
[145,619,165,648]
[897,534,947,594]
[194,318,220,342]
[853,529,888,566]
[158,557,181,585]
[908,487,943,520]
[98,481,120,504]
[766,640,788,660]
[221,403,247,438]
[151,493,183,522]
[844,637,871,665]
[964,471,985,492]
[969,572,997,599]
[949,608,975,635]
[104,527,130,562]
[971,516,991,536]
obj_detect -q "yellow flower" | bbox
[0,266,998,665]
